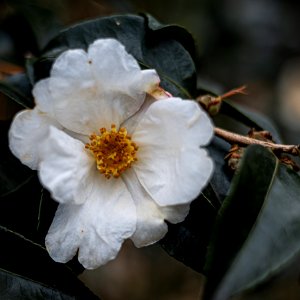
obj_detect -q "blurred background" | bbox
[1,0,300,299]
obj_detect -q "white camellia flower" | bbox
[9,38,214,269]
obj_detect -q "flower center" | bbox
[85,124,138,179]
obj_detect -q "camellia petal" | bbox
[122,169,169,247]
[121,95,156,134]
[32,79,54,116]
[38,127,95,204]
[136,147,213,207]
[133,98,214,147]
[45,173,136,269]
[137,69,170,100]
[88,39,140,91]
[132,98,214,206]
[49,39,158,134]
[8,108,60,170]
[160,203,191,224]
[121,74,171,134]
[48,48,97,134]
[123,169,190,247]
[88,39,163,98]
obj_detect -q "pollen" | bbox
[85,124,138,179]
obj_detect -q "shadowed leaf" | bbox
[211,151,300,300]
[31,14,196,98]
[203,145,278,299]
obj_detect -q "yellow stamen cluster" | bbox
[85,124,138,179]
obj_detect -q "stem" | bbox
[215,127,300,156]
[219,85,247,100]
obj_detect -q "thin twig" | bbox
[215,127,300,156]
[219,85,248,100]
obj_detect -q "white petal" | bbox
[50,48,93,120]
[132,98,214,206]
[87,39,156,124]
[122,169,190,247]
[121,94,156,134]
[32,79,54,116]
[51,48,92,80]
[122,169,167,247]
[38,126,94,204]
[140,69,172,100]
[45,204,81,263]
[48,49,98,134]
[88,39,141,92]
[161,203,191,224]
[133,98,214,147]
[8,108,59,170]
[139,69,161,94]
[121,72,169,134]
[49,39,158,135]
[45,175,136,269]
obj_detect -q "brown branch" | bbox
[215,127,300,156]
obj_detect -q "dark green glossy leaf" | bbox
[0,270,72,300]
[0,0,62,63]
[210,152,300,300]
[32,14,196,98]
[0,226,99,300]
[143,13,196,64]
[0,165,53,244]
[207,136,232,202]
[0,74,34,108]
[13,1,62,50]
[203,145,278,299]
[160,187,219,273]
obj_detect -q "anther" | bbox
[85,124,138,179]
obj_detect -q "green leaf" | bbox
[203,145,278,299]
[1,0,62,63]
[160,187,219,273]
[31,14,196,98]
[0,74,34,108]
[0,270,72,300]
[0,226,99,300]
[13,1,62,50]
[207,136,233,202]
[208,150,300,300]
[0,170,51,243]
[144,13,196,57]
